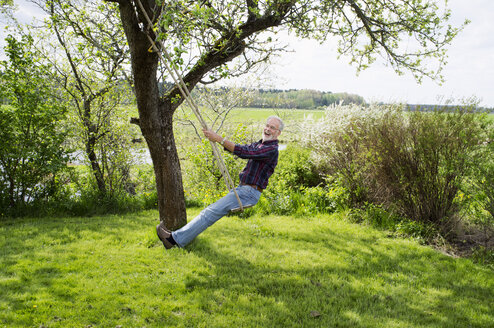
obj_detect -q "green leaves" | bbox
[285,0,467,82]
[146,0,463,93]
[0,34,69,208]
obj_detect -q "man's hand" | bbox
[203,128,235,152]
[203,128,222,143]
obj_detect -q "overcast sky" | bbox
[266,0,494,107]
[3,0,494,107]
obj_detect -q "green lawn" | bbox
[1,210,493,328]
[229,107,326,123]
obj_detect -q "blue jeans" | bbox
[172,185,262,247]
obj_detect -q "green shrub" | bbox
[471,246,494,269]
[367,108,486,233]
[0,35,69,212]
[182,123,250,206]
[464,120,494,245]
[256,144,327,216]
[273,144,323,189]
[302,102,490,240]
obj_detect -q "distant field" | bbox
[228,107,494,124]
[229,107,326,123]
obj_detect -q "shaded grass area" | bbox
[1,210,493,327]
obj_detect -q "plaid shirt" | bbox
[231,139,279,190]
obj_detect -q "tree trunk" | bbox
[118,0,187,229]
[82,100,107,194]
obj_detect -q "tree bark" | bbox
[82,99,107,194]
[117,0,187,229]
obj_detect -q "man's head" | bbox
[262,116,283,142]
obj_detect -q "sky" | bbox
[3,0,494,107]
[263,0,494,108]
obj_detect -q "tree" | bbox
[104,0,464,229]
[0,0,13,11]
[0,34,68,209]
[0,0,14,21]
[30,0,135,196]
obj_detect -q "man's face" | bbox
[262,118,282,142]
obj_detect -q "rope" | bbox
[134,0,244,211]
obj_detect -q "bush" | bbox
[302,103,490,239]
[301,104,399,207]
[367,108,486,233]
[0,35,70,212]
[256,145,347,216]
[457,120,494,248]
[272,143,323,189]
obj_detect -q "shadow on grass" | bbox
[0,214,153,326]
[183,219,493,328]
[1,213,492,327]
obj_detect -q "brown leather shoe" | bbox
[156,222,175,249]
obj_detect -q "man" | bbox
[157,116,284,249]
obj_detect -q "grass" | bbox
[229,108,327,122]
[1,210,493,328]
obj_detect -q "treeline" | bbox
[164,84,366,109]
[406,104,494,112]
[245,89,365,109]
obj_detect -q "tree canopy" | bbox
[110,0,465,92]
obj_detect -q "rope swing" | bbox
[134,0,244,211]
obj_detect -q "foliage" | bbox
[458,120,494,247]
[33,0,133,197]
[471,247,494,269]
[67,104,143,198]
[0,34,69,212]
[302,102,491,239]
[271,144,323,189]
[367,107,487,231]
[302,103,393,207]
[149,0,465,84]
[13,163,158,217]
[0,0,13,15]
[256,145,347,216]
[182,123,251,206]
[347,204,438,244]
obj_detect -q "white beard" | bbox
[262,132,273,142]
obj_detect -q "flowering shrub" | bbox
[300,102,491,238]
[300,103,401,207]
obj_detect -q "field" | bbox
[176,107,327,144]
[229,107,327,122]
[1,210,493,328]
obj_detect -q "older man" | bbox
[157,116,284,249]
